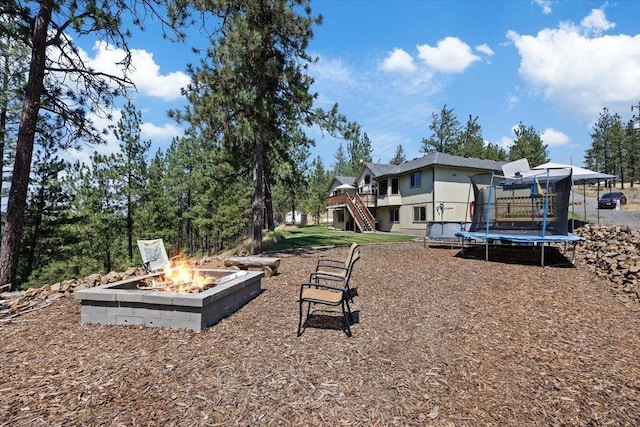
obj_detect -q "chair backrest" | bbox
[137,239,169,272]
[343,246,361,284]
[344,242,359,268]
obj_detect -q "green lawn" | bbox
[264,225,416,252]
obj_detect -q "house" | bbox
[325,152,505,236]
[285,209,307,226]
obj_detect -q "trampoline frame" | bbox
[455,168,585,267]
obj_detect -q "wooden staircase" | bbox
[345,193,375,232]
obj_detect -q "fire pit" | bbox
[74,268,263,332]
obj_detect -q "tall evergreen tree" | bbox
[110,101,151,261]
[609,114,626,188]
[304,156,329,223]
[19,121,70,285]
[0,0,188,289]
[482,142,508,161]
[346,125,373,175]
[585,107,628,186]
[454,115,485,157]
[332,142,349,176]
[0,14,28,217]
[508,122,549,166]
[421,104,461,154]
[170,0,343,255]
[389,144,407,165]
[72,153,127,274]
[625,115,640,186]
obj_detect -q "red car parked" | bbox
[597,192,627,209]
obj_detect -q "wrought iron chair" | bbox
[298,246,360,337]
[137,239,169,273]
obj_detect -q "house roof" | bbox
[363,163,396,177]
[371,152,506,179]
[326,175,355,192]
[334,176,355,185]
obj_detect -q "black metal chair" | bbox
[298,247,360,337]
[309,243,359,302]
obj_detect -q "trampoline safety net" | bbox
[468,170,572,236]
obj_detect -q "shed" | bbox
[285,210,307,226]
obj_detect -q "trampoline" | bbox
[456,167,584,266]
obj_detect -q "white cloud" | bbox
[507,94,520,110]
[381,48,417,73]
[541,128,570,147]
[507,9,640,119]
[86,41,189,101]
[310,55,355,85]
[534,0,553,15]
[417,37,480,73]
[475,44,495,56]
[475,44,494,65]
[581,7,615,35]
[141,122,183,140]
[62,108,183,166]
[498,136,514,150]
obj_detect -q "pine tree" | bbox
[454,115,485,157]
[110,101,151,261]
[170,0,341,255]
[332,142,349,176]
[304,156,330,223]
[136,149,180,250]
[346,125,373,175]
[0,0,188,288]
[389,144,407,165]
[19,122,70,285]
[0,14,28,219]
[508,123,549,167]
[586,108,617,175]
[71,153,127,274]
[624,116,640,186]
[421,104,461,154]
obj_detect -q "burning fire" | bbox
[138,257,215,293]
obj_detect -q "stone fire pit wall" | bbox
[74,269,263,332]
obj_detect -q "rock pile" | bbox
[0,267,147,320]
[570,223,640,308]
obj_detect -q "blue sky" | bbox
[73,0,640,170]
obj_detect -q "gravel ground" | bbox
[1,242,639,426]
[574,190,640,228]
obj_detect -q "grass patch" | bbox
[264,225,416,252]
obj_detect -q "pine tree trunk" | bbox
[251,137,264,255]
[127,194,133,261]
[24,184,46,281]
[0,54,10,234]
[0,5,51,289]
[264,164,274,231]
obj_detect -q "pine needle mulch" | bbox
[1,241,638,426]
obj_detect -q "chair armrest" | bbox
[315,258,344,269]
[310,270,347,282]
